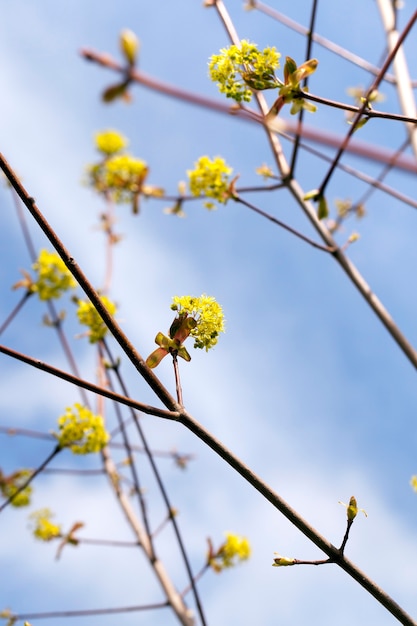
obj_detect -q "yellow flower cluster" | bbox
[55,403,110,454]
[209,40,280,102]
[209,532,251,572]
[30,249,76,301]
[171,294,225,351]
[0,469,32,507]
[410,475,417,492]
[87,130,149,210]
[30,509,61,541]
[76,295,117,343]
[187,156,233,209]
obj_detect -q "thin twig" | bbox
[0,445,60,513]
[234,195,336,253]
[0,291,32,335]
[289,0,319,175]
[8,601,170,621]
[173,354,184,405]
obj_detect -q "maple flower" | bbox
[54,403,109,454]
[146,294,225,368]
[76,295,117,343]
[171,294,225,351]
[30,509,61,541]
[208,532,251,572]
[187,156,233,209]
[209,40,280,102]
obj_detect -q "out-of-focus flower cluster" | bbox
[76,295,117,344]
[187,156,233,209]
[30,509,61,541]
[54,403,109,454]
[207,532,251,572]
[0,469,32,507]
[13,249,76,301]
[86,130,163,213]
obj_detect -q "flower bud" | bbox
[120,29,139,66]
[272,552,295,567]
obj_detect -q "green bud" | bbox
[317,195,329,220]
[347,496,358,521]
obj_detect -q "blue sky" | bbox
[1,2,417,625]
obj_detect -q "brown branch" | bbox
[0,343,179,421]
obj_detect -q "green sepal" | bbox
[293,58,318,84]
[146,347,169,368]
[317,195,329,220]
[177,345,192,362]
[102,80,130,103]
[284,56,297,84]
[155,332,175,350]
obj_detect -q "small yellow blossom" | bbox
[187,156,233,209]
[76,295,117,343]
[209,40,280,102]
[171,294,225,351]
[30,509,61,541]
[0,469,32,507]
[95,130,128,155]
[208,532,251,572]
[410,475,417,492]
[55,403,110,454]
